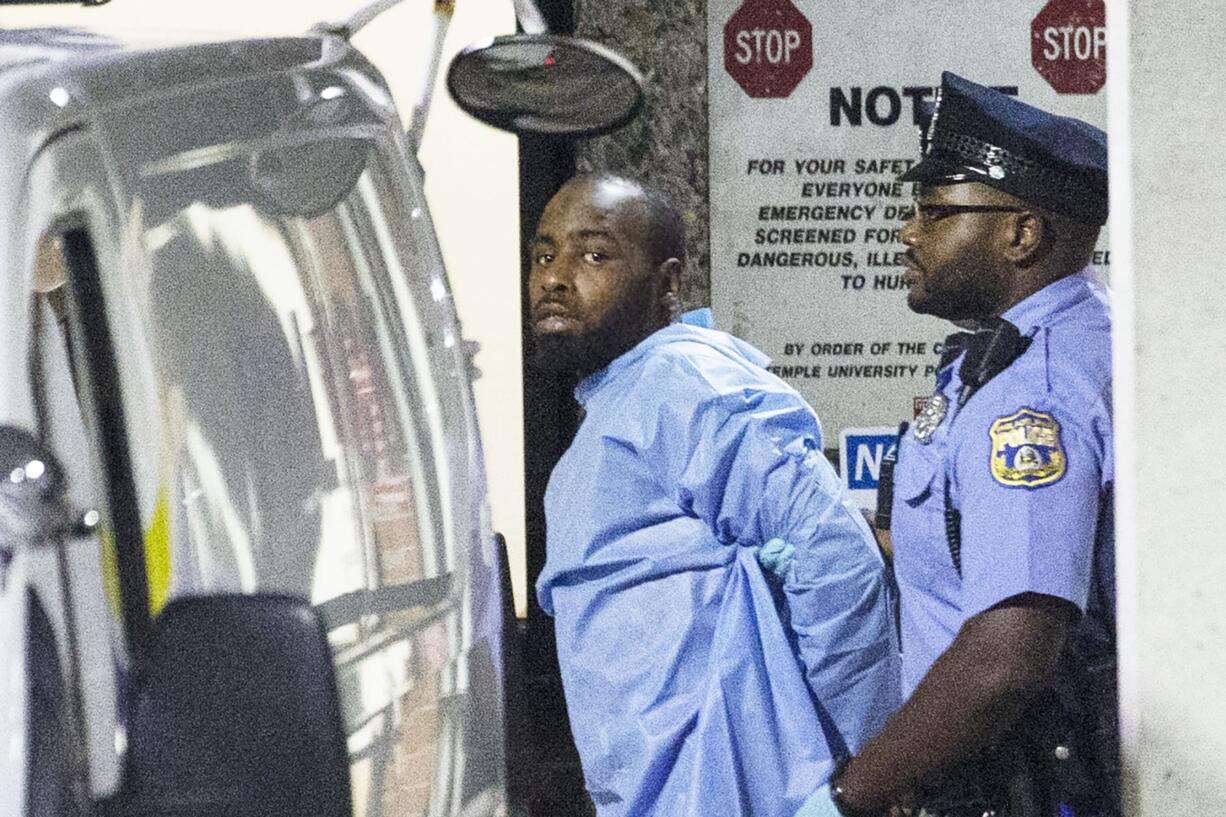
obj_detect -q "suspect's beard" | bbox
[532,330,613,377]
[532,287,664,377]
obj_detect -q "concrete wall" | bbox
[1115,1,1226,812]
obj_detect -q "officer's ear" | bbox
[1003,211,1049,267]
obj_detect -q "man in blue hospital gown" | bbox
[530,173,899,817]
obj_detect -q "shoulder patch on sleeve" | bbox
[988,408,1066,488]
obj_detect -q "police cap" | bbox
[899,72,1108,226]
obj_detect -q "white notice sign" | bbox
[708,0,1108,440]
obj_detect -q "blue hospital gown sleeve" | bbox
[629,349,900,754]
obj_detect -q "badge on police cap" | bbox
[989,408,1066,488]
[899,71,1109,227]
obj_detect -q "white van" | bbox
[0,15,642,817]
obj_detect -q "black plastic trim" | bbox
[60,226,151,664]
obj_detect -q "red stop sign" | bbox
[724,0,813,99]
[1031,0,1106,94]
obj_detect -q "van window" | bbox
[137,150,447,608]
[134,138,465,816]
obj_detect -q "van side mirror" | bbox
[446,34,644,136]
[249,137,371,218]
[125,595,353,817]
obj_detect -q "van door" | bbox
[16,128,135,815]
[85,59,502,815]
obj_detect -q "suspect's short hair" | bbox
[585,173,686,268]
[640,185,686,268]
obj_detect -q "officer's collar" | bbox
[1000,268,1097,333]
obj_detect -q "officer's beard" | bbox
[908,257,1011,323]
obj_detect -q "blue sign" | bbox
[843,432,898,490]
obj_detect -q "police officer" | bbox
[796,72,1117,817]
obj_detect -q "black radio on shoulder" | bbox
[956,317,1031,408]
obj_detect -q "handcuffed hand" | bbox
[755,537,795,580]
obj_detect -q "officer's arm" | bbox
[829,592,1074,815]
[859,510,893,560]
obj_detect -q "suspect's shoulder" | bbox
[646,324,794,399]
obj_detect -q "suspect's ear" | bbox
[657,257,683,297]
[656,257,683,323]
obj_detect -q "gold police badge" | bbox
[989,408,1066,488]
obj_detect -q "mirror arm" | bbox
[512,0,549,35]
[311,0,411,40]
[408,0,457,147]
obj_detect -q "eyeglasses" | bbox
[909,202,1026,225]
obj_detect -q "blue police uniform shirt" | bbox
[536,321,900,817]
[891,271,1113,696]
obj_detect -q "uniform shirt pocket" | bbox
[892,440,962,593]
[894,436,941,507]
